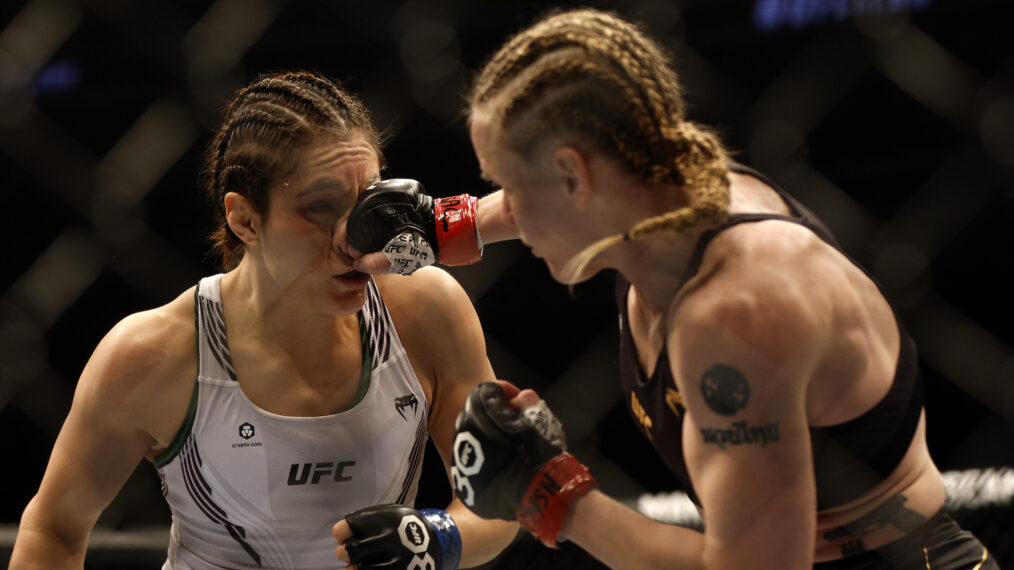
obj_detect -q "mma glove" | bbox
[344,504,462,570]
[346,179,482,275]
[450,382,597,548]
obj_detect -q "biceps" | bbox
[34,397,152,532]
[686,413,816,562]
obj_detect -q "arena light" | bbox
[753,0,933,32]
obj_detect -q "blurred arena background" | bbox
[1,0,1012,567]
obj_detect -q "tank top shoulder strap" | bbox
[196,274,238,383]
[361,278,402,367]
[682,163,841,283]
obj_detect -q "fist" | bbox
[347,179,481,274]
[347,179,435,256]
[450,382,567,521]
[335,504,461,570]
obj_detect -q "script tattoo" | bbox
[699,421,781,449]
[822,495,927,556]
[700,364,750,416]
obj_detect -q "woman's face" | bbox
[256,134,380,315]
[470,113,594,283]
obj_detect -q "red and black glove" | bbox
[450,382,597,548]
[346,179,482,274]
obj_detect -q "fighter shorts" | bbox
[813,510,999,569]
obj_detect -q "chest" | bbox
[626,289,667,378]
[232,340,368,417]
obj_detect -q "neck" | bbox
[220,261,357,350]
[594,177,702,314]
[611,231,701,314]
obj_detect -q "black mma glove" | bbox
[450,382,597,548]
[346,179,482,274]
[344,504,462,570]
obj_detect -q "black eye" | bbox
[306,201,335,214]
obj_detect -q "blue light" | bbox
[754,0,933,32]
[33,60,81,94]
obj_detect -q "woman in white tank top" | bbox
[10,70,518,570]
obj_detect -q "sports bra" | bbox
[616,163,924,509]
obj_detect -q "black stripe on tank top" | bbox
[365,280,391,363]
[396,416,428,505]
[199,295,237,382]
[179,438,262,566]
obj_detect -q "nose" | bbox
[332,220,356,262]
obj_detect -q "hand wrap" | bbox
[346,179,481,274]
[451,383,597,548]
[345,504,461,570]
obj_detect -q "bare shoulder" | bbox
[97,287,196,376]
[372,267,493,407]
[80,285,198,446]
[670,223,833,374]
[373,267,474,334]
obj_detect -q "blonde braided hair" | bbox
[470,9,731,281]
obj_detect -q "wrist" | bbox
[419,508,462,570]
[516,453,598,548]
[433,194,482,266]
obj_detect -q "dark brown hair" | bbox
[201,70,382,269]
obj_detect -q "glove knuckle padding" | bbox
[345,504,446,570]
[451,383,565,521]
[347,179,435,253]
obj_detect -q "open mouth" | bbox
[335,269,364,279]
[334,269,369,284]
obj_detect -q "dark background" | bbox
[1,0,1012,567]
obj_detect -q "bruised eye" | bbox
[306,201,336,214]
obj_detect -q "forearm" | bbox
[475,190,518,245]
[10,498,88,569]
[446,499,519,568]
[561,490,705,570]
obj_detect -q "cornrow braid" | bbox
[499,57,669,184]
[469,8,731,282]
[200,70,381,269]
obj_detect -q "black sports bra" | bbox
[616,163,924,509]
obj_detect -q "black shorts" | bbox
[813,511,998,569]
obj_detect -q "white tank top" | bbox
[154,275,428,569]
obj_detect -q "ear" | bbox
[225,192,261,246]
[552,146,593,210]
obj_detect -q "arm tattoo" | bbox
[822,494,927,556]
[698,364,782,449]
[699,421,781,449]
[700,364,750,416]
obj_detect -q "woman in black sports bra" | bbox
[348,7,999,569]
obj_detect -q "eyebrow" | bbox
[296,174,381,196]
[296,178,348,197]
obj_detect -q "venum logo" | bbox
[239,422,255,439]
[395,394,419,420]
[630,391,653,440]
[287,461,356,485]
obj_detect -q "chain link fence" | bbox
[1,0,1012,567]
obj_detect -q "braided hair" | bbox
[469,9,730,280]
[201,70,382,269]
